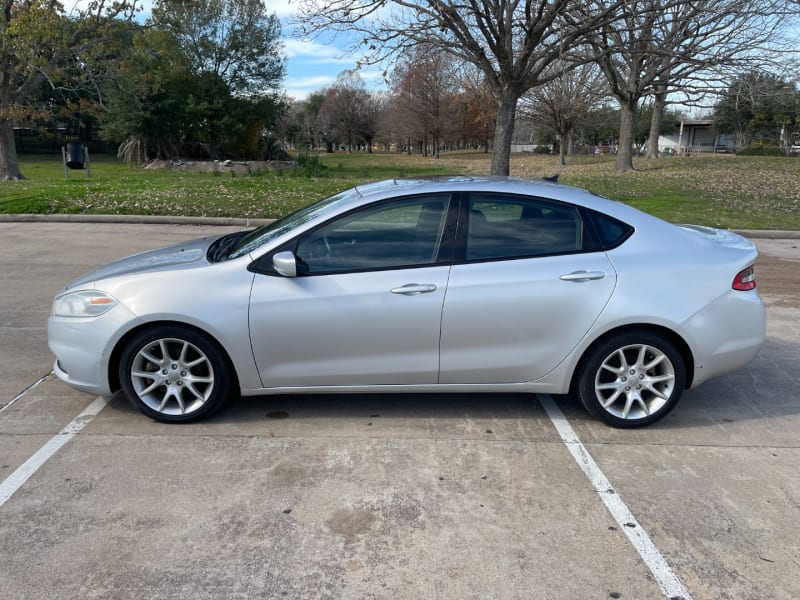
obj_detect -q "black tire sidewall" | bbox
[119,325,231,423]
[577,331,686,428]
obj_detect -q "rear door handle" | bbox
[559,270,606,282]
[391,284,438,295]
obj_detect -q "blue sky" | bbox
[268,0,385,99]
[68,0,383,101]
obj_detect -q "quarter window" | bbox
[585,209,634,249]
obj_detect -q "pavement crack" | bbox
[0,372,53,415]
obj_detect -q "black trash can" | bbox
[66,142,84,169]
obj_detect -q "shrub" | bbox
[296,153,327,176]
[736,145,786,156]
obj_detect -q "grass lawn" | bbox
[2,151,799,230]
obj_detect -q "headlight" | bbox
[53,290,119,317]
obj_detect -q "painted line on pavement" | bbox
[539,394,692,600]
[0,396,109,508]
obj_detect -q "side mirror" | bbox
[272,251,297,278]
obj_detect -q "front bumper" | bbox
[52,358,111,397]
[47,303,137,398]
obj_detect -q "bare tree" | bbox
[287,92,327,150]
[390,48,461,158]
[318,70,372,152]
[520,63,608,165]
[359,91,386,153]
[294,0,623,176]
[589,0,794,170]
[459,68,496,153]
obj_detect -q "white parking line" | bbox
[539,394,693,600]
[0,396,109,507]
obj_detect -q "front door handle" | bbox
[559,270,606,282]
[391,284,438,295]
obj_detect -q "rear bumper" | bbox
[682,289,766,387]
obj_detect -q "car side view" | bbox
[48,176,766,427]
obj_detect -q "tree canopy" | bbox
[0,0,140,179]
[103,0,287,162]
[713,71,799,148]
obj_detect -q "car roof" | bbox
[348,175,626,215]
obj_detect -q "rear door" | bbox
[439,193,616,384]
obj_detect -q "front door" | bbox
[249,194,454,388]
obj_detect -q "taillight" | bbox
[732,266,756,291]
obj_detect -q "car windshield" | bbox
[223,189,358,261]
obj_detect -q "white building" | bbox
[657,119,736,155]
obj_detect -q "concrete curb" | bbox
[1,214,798,239]
[735,229,800,240]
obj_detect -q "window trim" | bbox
[250,193,458,277]
[451,192,603,264]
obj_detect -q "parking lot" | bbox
[1,221,798,599]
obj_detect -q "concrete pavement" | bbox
[0,221,798,599]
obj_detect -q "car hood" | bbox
[65,235,219,290]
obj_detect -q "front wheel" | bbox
[119,326,233,423]
[577,331,686,428]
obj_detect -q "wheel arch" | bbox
[107,320,240,395]
[570,324,695,394]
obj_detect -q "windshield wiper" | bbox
[208,231,249,262]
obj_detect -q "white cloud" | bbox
[282,68,387,100]
[286,74,337,87]
[268,0,298,19]
[283,38,355,64]
[283,75,345,100]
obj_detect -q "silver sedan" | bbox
[48,176,766,427]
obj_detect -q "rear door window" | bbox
[465,194,588,261]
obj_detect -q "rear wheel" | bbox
[577,330,686,428]
[119,326,232,423]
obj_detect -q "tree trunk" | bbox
[0,120,25,180]
[490,91,518,176]
[566,128,574,157]
[616,98,637,172]
[558,131,567,166]
[646,91,667,159]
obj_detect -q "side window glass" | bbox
[295,195,449,274]
[586,209,634,249]
[467,194,584,260]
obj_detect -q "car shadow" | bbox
[649,337,800,430]
[104,337,799,435]
[224,391,547,423]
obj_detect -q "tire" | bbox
[119,326,233,423]
[577,330,686,428]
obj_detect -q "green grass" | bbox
[2,151,799,229]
